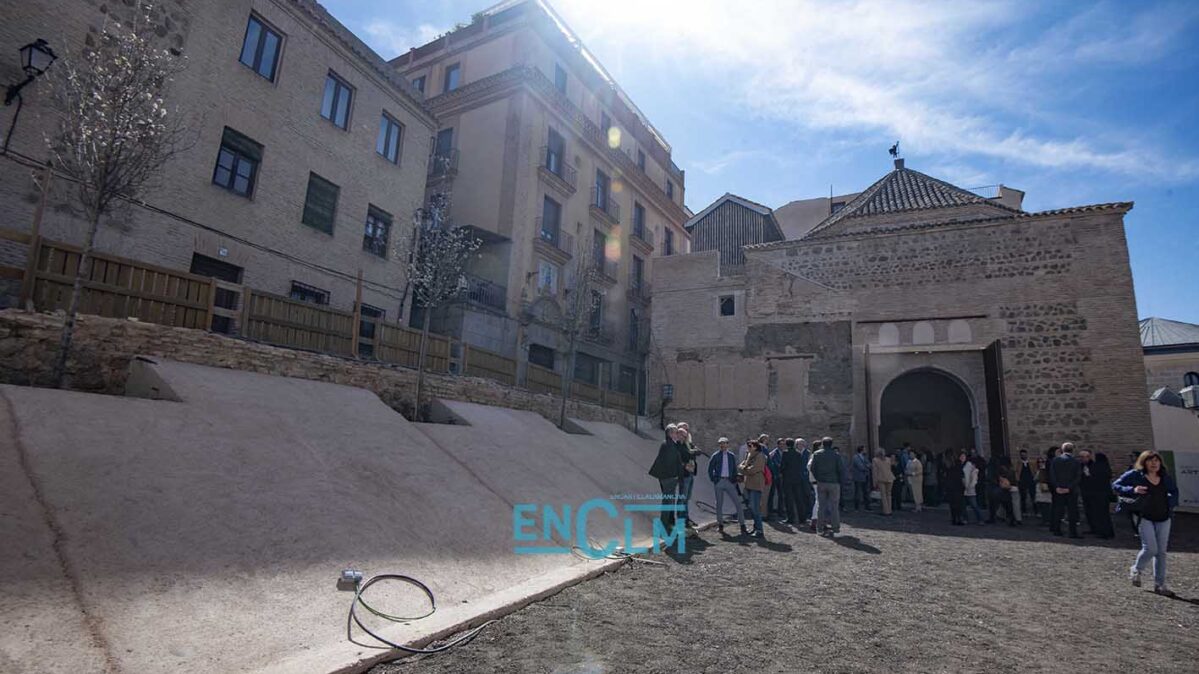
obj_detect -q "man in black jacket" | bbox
[1049,442,1082,538]
[649,424,685,530]
[1016,449,1036,514]
[779,438,808,526]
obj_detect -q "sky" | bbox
[324,0,1199,324]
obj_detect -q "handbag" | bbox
[1118,494,1146,514]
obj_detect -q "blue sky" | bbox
[325,0,1199,323]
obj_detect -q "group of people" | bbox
[649,425,1181,596]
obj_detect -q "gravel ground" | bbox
[370,507,1199,674]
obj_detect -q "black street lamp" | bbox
[3,39,56,153]
[5,39,57,106]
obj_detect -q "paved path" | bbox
[373,508,1199,674]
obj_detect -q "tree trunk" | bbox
[558,333,577,429]
[51,212,102,388]
[414,317,431,421]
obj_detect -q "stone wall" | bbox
[651,207,1153,457]
[0,310,635,429]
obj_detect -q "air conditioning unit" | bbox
[1181,386,1199,409]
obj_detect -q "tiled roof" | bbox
[1140,317,1199,348]
[803,164,1023,239]
[745,201,1133,251]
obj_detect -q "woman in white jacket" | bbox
[905,453,924,512]
[963,457,983,524]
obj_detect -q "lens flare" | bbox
[607,126,621,149]
[605,228,622,262]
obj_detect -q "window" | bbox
[594,169,610,209]
[376,112,403,164]
[554,63,567,94]
[537,260,559,294]
[320,71,353,129]
[600,111,611,132]
[632,202,645,239]
[239,15,282,81]
[636,149,646,171]
[358,304,384,358]
[289,281,329,305]
[529,343,555,370]
[574,353,601,385]
[618,364,636,393]
[363,205,391,257]
[666,179,674,200]
[546,127,564,176]
[412,75,425,94]
[541,196,561,242]
[211,127,262,197]
[443,63,461,93]
[719,295,735,317]
[301,173,339,234]
[663,227,674,256]
[434,127,454,158]
[1185,372,1199,388]
[588,290,603,329]
[631,255,644,291]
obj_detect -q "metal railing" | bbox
[631,222,653,247]
[590,186,620,223]
[539,146,577,190]
[626,279,651,302]
[535,217,574,256]
[428,149,460,178]
[463,273,506,312]
[583,319,616,346]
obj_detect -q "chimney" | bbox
[894,158,904,170]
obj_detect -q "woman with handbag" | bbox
[1113,451,1179,596]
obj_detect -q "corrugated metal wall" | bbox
[687,201,783,267]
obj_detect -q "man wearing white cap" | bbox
[707,437,747,535]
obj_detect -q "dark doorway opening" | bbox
[879,369,975,453]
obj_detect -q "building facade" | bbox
[652,159,1152,458]
[0,0,435,325]
[1141,317,1199,396]
[390,0,690,405]
[684,193,783,272]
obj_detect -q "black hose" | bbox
[349,574,494,654]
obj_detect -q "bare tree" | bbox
[46,7,190,387]
[553,236,605,429]
[408,192,480,420]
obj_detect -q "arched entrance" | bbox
[878,369,976,453]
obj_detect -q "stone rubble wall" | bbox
[0,310,634,429]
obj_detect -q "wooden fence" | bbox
[526,363,562,395]
[242,290,355,356]
[463,344,517,386]
[4,228,638,413]
[27,236,214,330]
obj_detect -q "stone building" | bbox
[0,0,435,324]
[388,0,690,405]
[1141,317,1199,396]
[651,159,1152,458]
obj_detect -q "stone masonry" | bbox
[0,310,635,429]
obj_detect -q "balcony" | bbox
[534,218,574,265]
[537,146,577,196]
[629,223,654,254]
[589,186,620,226]
[428,149,459,180]
[587,257,618,287]
[463,273,506,313]
[626,280,651,305]
[583,319,616,347]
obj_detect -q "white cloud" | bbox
[361,20,444,59]
[552,0,1199,183]
[690,149,792,175]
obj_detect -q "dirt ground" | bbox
[370,506,1199,674]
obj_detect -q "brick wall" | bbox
[0,310,635,428]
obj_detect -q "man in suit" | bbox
[1016,449,1037,514]
[707,437,746,536]
[1049,442,1082,538]
[649,424,685,530]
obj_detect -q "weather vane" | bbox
[888,141,900,159]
